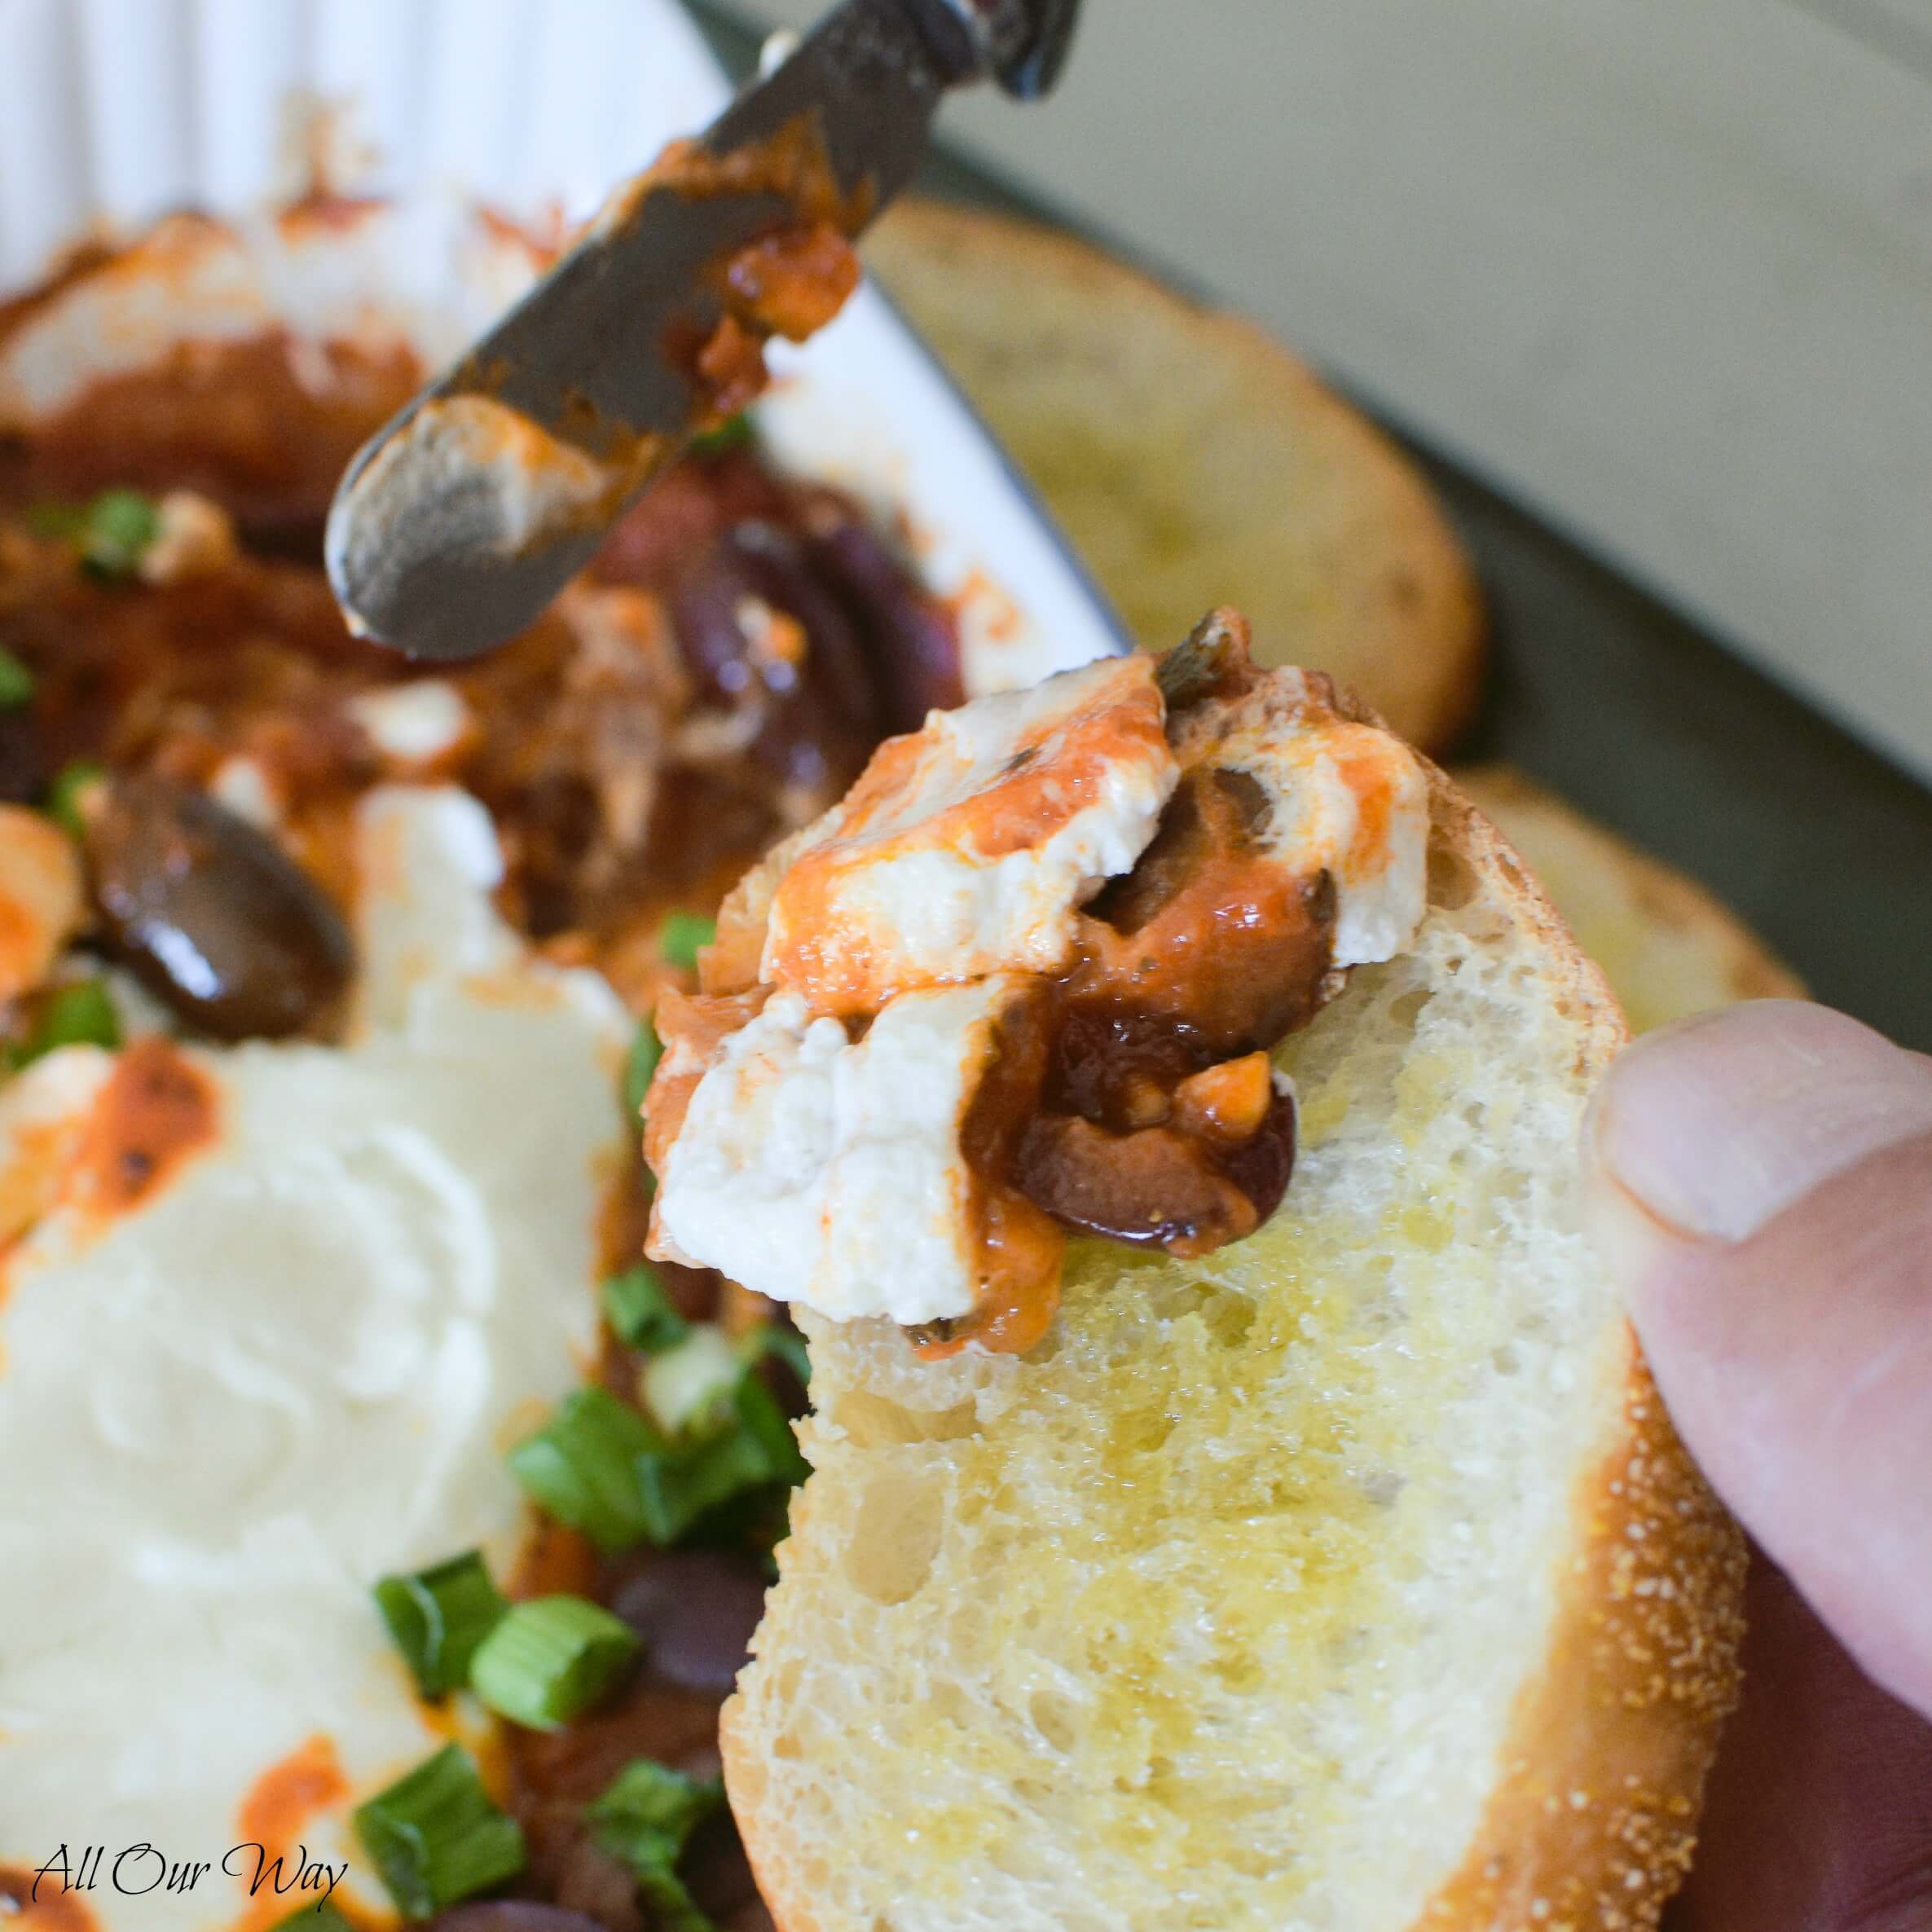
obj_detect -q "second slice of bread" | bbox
[724,767,1745,1932]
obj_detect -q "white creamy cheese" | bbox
[0,784,630,1931]
[657,979,1023,1327]
[1202,670,1430,969]
[761,655,1177,1010]
[348,679,473,764]
[209,753,284,829]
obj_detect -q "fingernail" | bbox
[1585,1001,1932,1245]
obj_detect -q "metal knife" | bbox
[325,0,1081,662]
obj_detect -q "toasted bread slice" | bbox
[862,200,1484,753]
[1459,766,1802,1032]
[724,759,1745,1932]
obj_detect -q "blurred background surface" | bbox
[724,0,1932,791]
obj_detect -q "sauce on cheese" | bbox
[69,1036,219,1221]
[649,610,1431,1355]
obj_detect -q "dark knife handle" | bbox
[905,0,1082,98]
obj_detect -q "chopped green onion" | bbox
[44,759,105,839]
[624,1017,662,1124]
[0,648,33,709]
[590,1759,726,1932]
[641,1326,742,1436]
[13,979,121,1068]
[509,1385,665,1552]
[658,912,715,975]
[511,1371,807,1555]
[636,1372,808,1547]
[351,1742,525,1920]
[687,411,753,458]
[81,489,161,578]
[469,1594,640,1731]
[603,1263,689,1354]
[29,490,161,578]
[372,1550,507,1699]
[741,1321,811,1388]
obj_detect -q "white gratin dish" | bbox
[0,3,1123,1927]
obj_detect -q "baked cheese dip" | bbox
[646,611,1428,1356]
[0,213,968,1932]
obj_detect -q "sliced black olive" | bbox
[606,1548,768,1697]
[82,772,353,1040]
[1016,1085,1296,1259]
[799,506,965,732]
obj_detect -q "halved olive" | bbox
[82,772,353,1041]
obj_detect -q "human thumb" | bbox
[1581,999,1932,1719]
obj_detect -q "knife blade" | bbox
[326,0,1078,662]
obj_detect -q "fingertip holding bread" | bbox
[864,200,1484,755]
[723,738,1746,1932]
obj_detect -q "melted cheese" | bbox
[656,979,1025,1326]
[0,784,629,1930]
[664,656,1429,1336]
[348,680,472,764]
[761,655,1177,1013]
[1188,668,1429,970]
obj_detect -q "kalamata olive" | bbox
[83,772,353,1040]
[607,1549,768,1696]
[799,503,964,731]
[667,526,878,802]
[1017,1085,1296,1259]
[426,1907,607,1932]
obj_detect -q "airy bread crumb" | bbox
[724,767,1745,1932]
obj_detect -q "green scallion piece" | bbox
[13,979,121,1068]
[686,412,753,458]
[603,1263,689,1354]
[624,1017,662,1124]
[590,1759,726,1932]
[657,912,715,975]
[636,1373,808,1547]
[351,1742,525,1920]
[741,1321,811,1388]
[641,1326,742,1437]
[469,1594,640,1731]
[44,759,105,840]
[78,489,161,578]
[30,491,164,577]
[508,1385,664,1552]
[0,648,33,709]
[372,1549,508,1699]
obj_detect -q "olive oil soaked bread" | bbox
[723,771,1745,1932]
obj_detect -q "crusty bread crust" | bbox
[1459,766,1802,1033]
[1419,1347,1748,1930]
[724,759,1745,1932]
[863,200,1485,754]
[1410,781,1747,1930]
